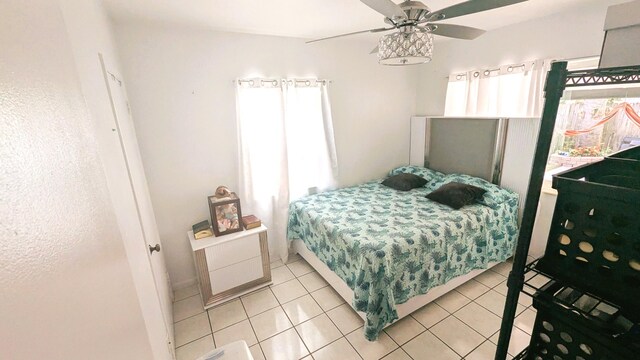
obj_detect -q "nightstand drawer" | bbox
[205,233,260,270]
[210,256,263,294]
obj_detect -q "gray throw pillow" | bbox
[381,173,428,191]
[426,182,487,209]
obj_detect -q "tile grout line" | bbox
[311,336,364,360]
[173,292,201,303]
[379,326,402,359]
[290,266,363,359]
[272,278,310,306]
[289,267,344,359]
[449,308,493,339]
[273,283,312,360]
[204,279,310,342]
[173,308,207,325]
[285,260,315,278]
[240,287,281,318]
[394,347,415,360]
[457,279,492,300]
[205,307,216,349]
[291,312,336,358]
[174,333,214,353]
[472,295,526,319]
[429,327,476,359]
[411,293,482,359]
[341,318,401,360]
[206,299,249,334]
[246,265,331,358]
[178,259,515,359]
[173,290,211,353]
[237,292,264,353]
[172,292,202,304]
[304,285,364,360]
[396,311,453,358]
[384,317,426,350]
[269,262,286,270]
[172,293,207,327]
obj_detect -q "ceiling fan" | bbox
[307,0,528,65]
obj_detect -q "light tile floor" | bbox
[172,257,535,360]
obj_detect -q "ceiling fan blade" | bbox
[425,24,486,40]
[369,46,379,55]
[361,0,408,20]
[306,27,393,44]
[427,0,528,22]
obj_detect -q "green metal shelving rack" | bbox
[494,62,640,360]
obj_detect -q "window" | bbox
[444,59,550,118]
[545,58,640,175]
[444,57,640,177]
[235,78,337,262]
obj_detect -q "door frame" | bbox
[99,53,174,359]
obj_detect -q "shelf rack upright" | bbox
[494,61,640,360]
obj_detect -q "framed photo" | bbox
[208,193,243,237]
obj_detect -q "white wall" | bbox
[601,0,640,67]
[416,0,626,115]
[112,20,418,287]
[0,0,153,358]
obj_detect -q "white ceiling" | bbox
[103,0,625,42]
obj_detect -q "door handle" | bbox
[149,244,161,254]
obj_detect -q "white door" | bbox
[99,55,175,359]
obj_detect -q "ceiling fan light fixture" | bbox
[378,31,433,66]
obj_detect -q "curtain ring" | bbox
[483,70,490,76]
[272,80,277,86]
[473,71,480,78]
[507,66,513,72]
[456,74,462,80]
[249,80,255,86]
[305,80,310,86]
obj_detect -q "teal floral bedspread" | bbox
[287,166,519,340]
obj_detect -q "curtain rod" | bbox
[235,78,332,85]
[447,59,546,80]
[443,56,599,80]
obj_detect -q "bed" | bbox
[287,166,519,340]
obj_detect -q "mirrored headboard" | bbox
[410,116,540,222]
[410,116,508,184]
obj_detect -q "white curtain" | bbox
[283,80,338,200]
[236,79,337,263]
[444,59,551,117]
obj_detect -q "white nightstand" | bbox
[188,225,271,308]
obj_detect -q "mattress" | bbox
[287,170,519,340]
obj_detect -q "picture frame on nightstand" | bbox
[208,193,243,237]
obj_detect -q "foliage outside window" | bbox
[546,97,640,173]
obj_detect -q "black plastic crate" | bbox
[522,260,639,341]
[512,347,529,359]
[517,260,640,359]
[524,296,637,360]
[536,158,640,315]
[608,144,640,161]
